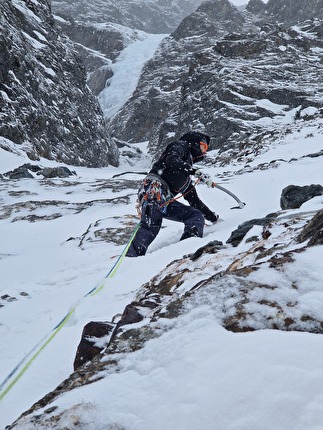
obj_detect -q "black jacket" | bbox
[150,140,217,222]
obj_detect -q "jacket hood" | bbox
[179,131,210,146]
[180,131,210,160]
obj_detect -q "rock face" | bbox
[0,0,118,166]
[262,0,323,25]
[52,0,205,34]
[52,20,124,96]
[245,0,323,23]
[246,0,266,14]
[108,0,323,155]
[297,209,323,246]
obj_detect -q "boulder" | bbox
[38,167,76,178]
[3,164,42,179]
[73,321,115,370]
[226,213,277,247]
[280,184,323,209]
[3,164,76,179]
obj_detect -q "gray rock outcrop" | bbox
[0,0,118,166]
[280,184,323,209]
[263,0,323,25]
[52,0,206,34]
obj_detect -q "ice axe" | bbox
[211,182,246,209]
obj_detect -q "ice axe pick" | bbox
[211,182,246,209]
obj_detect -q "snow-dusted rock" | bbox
[52,0,206,34]
[6,201,323,429]
[263,0,323,25]
[2,164,76,179]
[108,6,323,156]
[280,184,323,210]
[0,0,118,167]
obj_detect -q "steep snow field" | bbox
[1,113,323,428]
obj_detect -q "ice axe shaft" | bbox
[211,182,245,209]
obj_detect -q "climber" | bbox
[126,131,219,257]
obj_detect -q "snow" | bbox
[22,31,46,50]
[33,30,47,43]
[98,32,167,119]
[51,321,323,430]
[12,0,42,24]
[230,0,268,7]
[1,20,323,430]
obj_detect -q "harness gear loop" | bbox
[136,174,172,217]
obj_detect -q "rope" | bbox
[159,178,201,208]
[0,222,140,402]
[0,306,77,402]
[0,176,205,400]
[86,222,140,296]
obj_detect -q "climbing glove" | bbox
[195,170,213,188]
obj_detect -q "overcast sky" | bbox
[230,0,268,6]
[230,0,247,6]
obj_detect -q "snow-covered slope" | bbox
[1,111,322,428]
[1,0,323,428]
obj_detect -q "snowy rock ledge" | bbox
[7,191,323,429]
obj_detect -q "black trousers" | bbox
[126,200,205,257]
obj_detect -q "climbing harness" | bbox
[136,173,172,216]
[136,173,204,219]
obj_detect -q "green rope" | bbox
[89,222,140,296]
[0,222,140,402]
[0,306,77,402]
